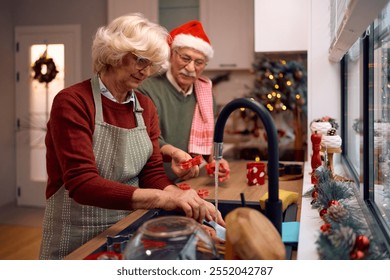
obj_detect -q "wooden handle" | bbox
[224,207,286,260]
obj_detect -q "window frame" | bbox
[341,22,390,251]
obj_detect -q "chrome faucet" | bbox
[214,98,283,234]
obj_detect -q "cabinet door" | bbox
[254,0,309,52]
[200,0,254,70]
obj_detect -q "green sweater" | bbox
[138,74,216,181]
[138,74,195,153]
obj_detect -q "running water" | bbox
[214,159,220,224]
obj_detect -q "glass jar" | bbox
[123,216,220,260]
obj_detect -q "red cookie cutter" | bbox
[142,239,167,249]
[197,188,210,198]
[205,162,215,175]
[206,162,230,182]
[178,183,191,190]
[84,251,123,260]
[180,155,204,170]
[206,162,229,174]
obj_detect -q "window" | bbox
[372,3,390,231]
[343,40,361,177]
[341,1,390,250]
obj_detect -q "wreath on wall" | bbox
[32,49,59,84]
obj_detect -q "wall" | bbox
[307,0,340,157]
[0,0,18,207]
[206,70,254,107]
[0,0,107,207]
[12,0,107,80]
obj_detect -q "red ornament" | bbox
[311,190,318,204]
[320,223,331,233]
[350,250,365,260]
[327,200,340,207]
[355,235,370,251]
[311,173,318,184]
[319,208,327,218]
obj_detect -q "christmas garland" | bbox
[304,166,389,259]
[32,55,58,84]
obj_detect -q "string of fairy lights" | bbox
[250,56,307,113]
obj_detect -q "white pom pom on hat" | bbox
[168,20,214,59]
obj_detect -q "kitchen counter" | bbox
[64,160,304,260]
[296,161,323,260]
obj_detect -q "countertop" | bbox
[64,160,304,260]
[296,161,322,260]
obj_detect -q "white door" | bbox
[15,25,81,207]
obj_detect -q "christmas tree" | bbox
[250,56,307,113]
[247,55,308,161]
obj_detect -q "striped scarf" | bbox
[188,77,214,155]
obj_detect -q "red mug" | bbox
[246,162,266,186]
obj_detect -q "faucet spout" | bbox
[214,98,283,234]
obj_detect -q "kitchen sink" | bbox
[85,200,297,259]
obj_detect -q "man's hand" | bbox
[171,149,200,180]
[206,158,231,182]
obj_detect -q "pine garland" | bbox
[303,166,390,259]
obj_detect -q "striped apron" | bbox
[39,75,152,259]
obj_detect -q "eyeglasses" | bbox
[132,53,162,73]
[174,49,207,68]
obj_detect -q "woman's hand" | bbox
[161,185,225,227]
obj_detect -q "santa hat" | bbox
[169,20,214,60]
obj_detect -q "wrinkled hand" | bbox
[162,185,225,227]
[171,150,200,180]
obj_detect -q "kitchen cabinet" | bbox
[107,0,158,23]
[107,0,254,70]
[199,0,254,70]
[159,0,200,32]
[254,0,309,52]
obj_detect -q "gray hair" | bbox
[92,13,170,73]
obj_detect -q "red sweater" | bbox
[45,79,173,210]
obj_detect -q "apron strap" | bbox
[91,74,144,124]
[91,75,104,123]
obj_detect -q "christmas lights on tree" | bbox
[250,56,307,112]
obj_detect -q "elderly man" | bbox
[138,20,230,183]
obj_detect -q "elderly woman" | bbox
[39,13,224,260]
